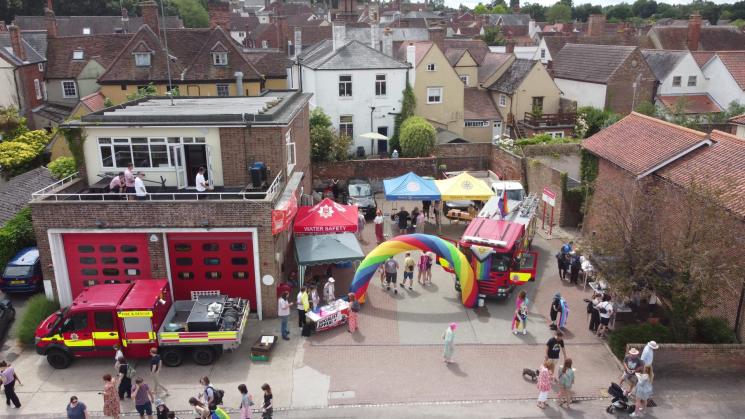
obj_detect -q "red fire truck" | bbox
[35,279,249,369]
[455,193,540,298]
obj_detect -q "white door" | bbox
[205,144,214,188]
[170,144,187,189]
[493,120,502,139]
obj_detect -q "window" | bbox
[531,96,544,114]
[204,258,220,265]
[81,268,98,276]
[232,257,249,265]
[176,258,192,266]
[216,84,230,97]
[202,243,220,251]
[426,87,442,104]
[499,94,507,107]
[78,245,94,253]
[459,75,469,85]
[62,80,77,98]
[102,268,119,276]
[73,50,84,60]
[238,31,246,37]
[63,313,88,332]
[672,76,681,87]
[206,271,221,280]
[212,52,228,66]
[121,245,137,252]
[375,74,387,96]
[540,49,546,59]
[123,257,139,264]
[339,115,353,138]
[261,40,268,48]
[80,257,96,265]
[178,272,194,280]
[230,243,247,251]
[546,131,565,138]
[99,245,116,253]
[38,63,44,72]
[286,130,296,174]
[101,257,117,264]
[98,137,174,168]
[174,243,192,252]
[94,312,114,330]
[134,52,151,67]
[338,75,352,97]
[233,271,249,280]
[465,120,488,127]
[426,63,436,71]
[34,79,42,99]
[125,268,140,276]
[82,27,91,35]
[688,76,697,87]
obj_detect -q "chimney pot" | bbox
[44,0,57,37]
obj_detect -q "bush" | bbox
[514,134,578,147]
[12,130,51,154]
[608,323,674,359]
[692,316,736,344]
[18,294,60,345]
[0,141,37,175]
[0,207,36,269]
[399,116,436,157]
[48,156,77,179]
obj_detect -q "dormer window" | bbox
[73,50,84,60]
[212,52,228,66]
[134,52,151,67]
[83,27,91,35]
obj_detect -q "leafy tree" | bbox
[12,130,51,154]
[573,3,602,22]
[399,116,436,157]
[491,4,509,13]
[632,0,658,19]
[559,0,573,7]
[431,0,445,11]
[126,83,158,101]
[509,0,519,9]
[310,108,335,163]
[0,142,37,177]
[481,26,506,46]
[310,107,332,130]
[605,3,634,21]
[330,133,352,162]
[521,2,547,21]
[577,106,620,137]
[474,2,490,14]
[0,107,28,140]
[547,3,572,23]
[48,156,78,179]
[391,83,416,152]
[634,100,658,117]
[172,0,209,28]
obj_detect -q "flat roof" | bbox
[118,280,169,310]
[71,283,132,309]
[65,91,312,127]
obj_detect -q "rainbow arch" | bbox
[349,234,477,308]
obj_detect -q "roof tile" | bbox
[553,43,637,83]
[464,88,499,120]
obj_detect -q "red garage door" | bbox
[167,232,257,310]
[63,233,152,298]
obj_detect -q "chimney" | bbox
[293,27,302,58]
[332,21,346,51]
[140,1,160,35]
[688,12,702,51]
[265,0,270,9]
[208,1,231,29]
[370,23,379,50]
[44,0,57,38]
[275,15,288,53]
[235,71,244,96]
[9,25,26,61]
[382,27,393,57]
[428,26,445,51]
[506,40,515,54]
[587,13,605,37]
[406,42,416,67]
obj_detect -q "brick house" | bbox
[30,92,312,319]
[583,112,745,340]
[0,25,46,128]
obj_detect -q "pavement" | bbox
[2,203,744,418]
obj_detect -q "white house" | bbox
[700,51,745,110]
[295,24,410,156]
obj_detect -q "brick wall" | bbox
[605,49,656,114]
[490,147,523,182]
[312,157,438,188]
[525,157,566,226]
[18,63,45,128]
[148,235,168,278]
[625,343,745,374]
[433,142,492,158]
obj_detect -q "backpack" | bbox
[210,407,230,419]
[207,386,224,405]
[126,363,136,379]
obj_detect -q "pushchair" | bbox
[606,382,636,414]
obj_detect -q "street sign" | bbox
[542,187,556,207]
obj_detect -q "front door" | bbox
[92,311,120,356]
[170,144,187,189]
[185,145,207,187]
[493,121,502,139]
[510,251,538,284]
[377,127,388,155]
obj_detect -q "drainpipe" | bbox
[235,71,244,96]
[735,280,745,342]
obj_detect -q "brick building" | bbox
[583,112,745,340]
[0,25,46,127]
[30,92,311,319]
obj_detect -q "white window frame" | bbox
[499,94,507,107]
[672,76,681,87]
[375,74,387,97]
[546,131,565,138]
[285,130,296,174]
[134,52,151,67]
[426,63,436,71]
[216,84,230,97]
[61,80,78,98]
[73,50,84,60]
[238,31,246,38]
[465,120,488,127]
[687,75,697,87]
[82,27,91,35]
[540,49,546,59]
[97,136,203,169]
[38,63,44,72]
[261,40,268,48]
[339,74,352,97]
[34,79,42,100]
[426,87,442,104]
[459,74,469,85]
[339,115,353,138]
[212,52,228,66]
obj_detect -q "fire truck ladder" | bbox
[519,192,539,218]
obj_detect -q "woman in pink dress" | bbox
[238,383,253,418]
[537,359,556,409]
[347,293,359,333]
[374,210,385,244]
[511,290,529,335]
[102,373,120,419]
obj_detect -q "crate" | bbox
[251,354,269,362]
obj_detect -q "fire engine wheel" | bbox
[47,349,73,369]
[161,349,183,367]
[192,347,216,365]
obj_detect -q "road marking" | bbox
[329,391,356,399]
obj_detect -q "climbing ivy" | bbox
[60,127,85,175]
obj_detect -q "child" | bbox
[537,359,555,409]
[631,365,654,417]
[558,358,575,408]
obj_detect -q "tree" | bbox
[431,0,445,11]
[577,106,620,137]
[481,26,506,46]
[634,100,658,117]
[573,3,602,21]
[632,0,658,19]
[559,0,573,7]
[0,142,37,177]
[474,2,490,14]
[0,107,28,140]
[399,116,436,157]
[12,130,51,154]
[491,4,509,14]
[391,83,416,152]
[126,83,158,101]
[172,0,209,28]
[521,2,547,21]
[310,108,335,163]
[48,157,77,179]
[605,3,634,21]
[546,3,572,23]
[330,133,353,162]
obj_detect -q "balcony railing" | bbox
[521,112,577,128]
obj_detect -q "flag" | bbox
[500,188,509,217]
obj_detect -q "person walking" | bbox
[556,252,568,281]
[395,207,409,235]
[512,290,529,335]
[596,294,614,338]
[117,356,132,400]
[260,383,273,419]
[415,211,425,233]
[132,377,154,419]
[620,348,645,396]
[102,374,121,419]
[0,361,21,408]
[66,395,88,419]
[588,292,602,333]
[278,291,292,340]
[410,207,420,233]
[134,172,148,201]
[149,348,168,397]
[631,365,654,417]
[442,323,457,363]
[199,376,219,411]
[113,344,124,369]
[402,252,415,290]
[384,257,399,293]
[297,286,307,328]
[323,277,336,304]
[188,397,210,419]
[124,163,136,201]
[549,293,567,330]
[641,341,658,382]
[238,384,254,419]
[348,293,360,333]
[569,253,581,284]
[536,360,555,409]
[557,358,575,408]
[545,330,567,363]
[422,200,431,219]
[373,209,385,244]
[433,201,442,233]
[417,252,430,285]
[356,210,366,242]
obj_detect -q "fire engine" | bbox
[35,280,249,369]
[455,192,540,298]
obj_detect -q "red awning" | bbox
[293,198,359,234]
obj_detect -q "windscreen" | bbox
[3,265,32,277]
[490,253,512,272]
[348,184,371,197]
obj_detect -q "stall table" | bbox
[306,299,350,332]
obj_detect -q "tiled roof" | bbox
[244,51,291,77]
[716,51,745,90]
[486,14,531,27]
[464,88,499,120]
[0,32,46,65]
[730,113,745,125]
[229,13,260,31]
[45,34,132,79]
[300,39,409,70]
[691,51,715,68]
[442,39,489,64]
[444,47,466,66]
[657,130,745,218]
[488,58,535,94]
[641,49,686,81]
[33,102,74,123]
[657,94,722,114]
[544,35,639,60]
[14,15,183,36]
[395,41,432,67]
[80,91,107,113]
[0,167,56,225]
[582,112,710,177]
[553,43,637,84]
[646,26,745,51]
[478,52,512,84]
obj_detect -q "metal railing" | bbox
[32,172,80,199]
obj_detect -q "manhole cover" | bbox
[328,391,355,400]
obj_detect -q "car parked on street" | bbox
[346,178,377,220]
[0,299,16,341]
[1,247,43,293]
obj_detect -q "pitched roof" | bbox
[444,47,466,66]
[79,91,107,113]
[394,41,432,67]
[0,32,46,65]
[646,26,745,51]
[582,112,711,178]
[244,51,291,77]
[543,34,640,60]
[715,51,745,90]
[657,131,745,218]
[730,113,745,125]
[553,43,637,84]
[691,51,715,67]
[181,28,262,81]
[478,52,512,84]
[0,167,56,225]
[464,88,499,120]
[300,39,409,70]
[14,15,183,36]
[487,14,531,27]
[45,34,132,79]
[229,13,260,31]
[442,39,489,64]
[489,59,536,94]
[641,49,686,81]
[657,94,722,114]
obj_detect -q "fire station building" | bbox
[30,92,311,319]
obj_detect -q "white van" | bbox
[491,181,526,203]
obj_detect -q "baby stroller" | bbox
[606,382,636,414]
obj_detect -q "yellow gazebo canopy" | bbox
[435,172,494,201]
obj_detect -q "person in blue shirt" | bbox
[560,241,573,255]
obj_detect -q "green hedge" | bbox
[608,323,674,359]
[18,294,60,345]
[0,207,36,269]
[692,316,736,344]
[48,156,77,179]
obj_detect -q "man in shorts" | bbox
[384,257,399,294]
[402,252,415,290]
[621,347,645,395]
[545,330,567,363]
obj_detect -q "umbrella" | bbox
[293,198,359,234]
[359,132,388,140]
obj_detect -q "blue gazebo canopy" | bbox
[383,172,441,200]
